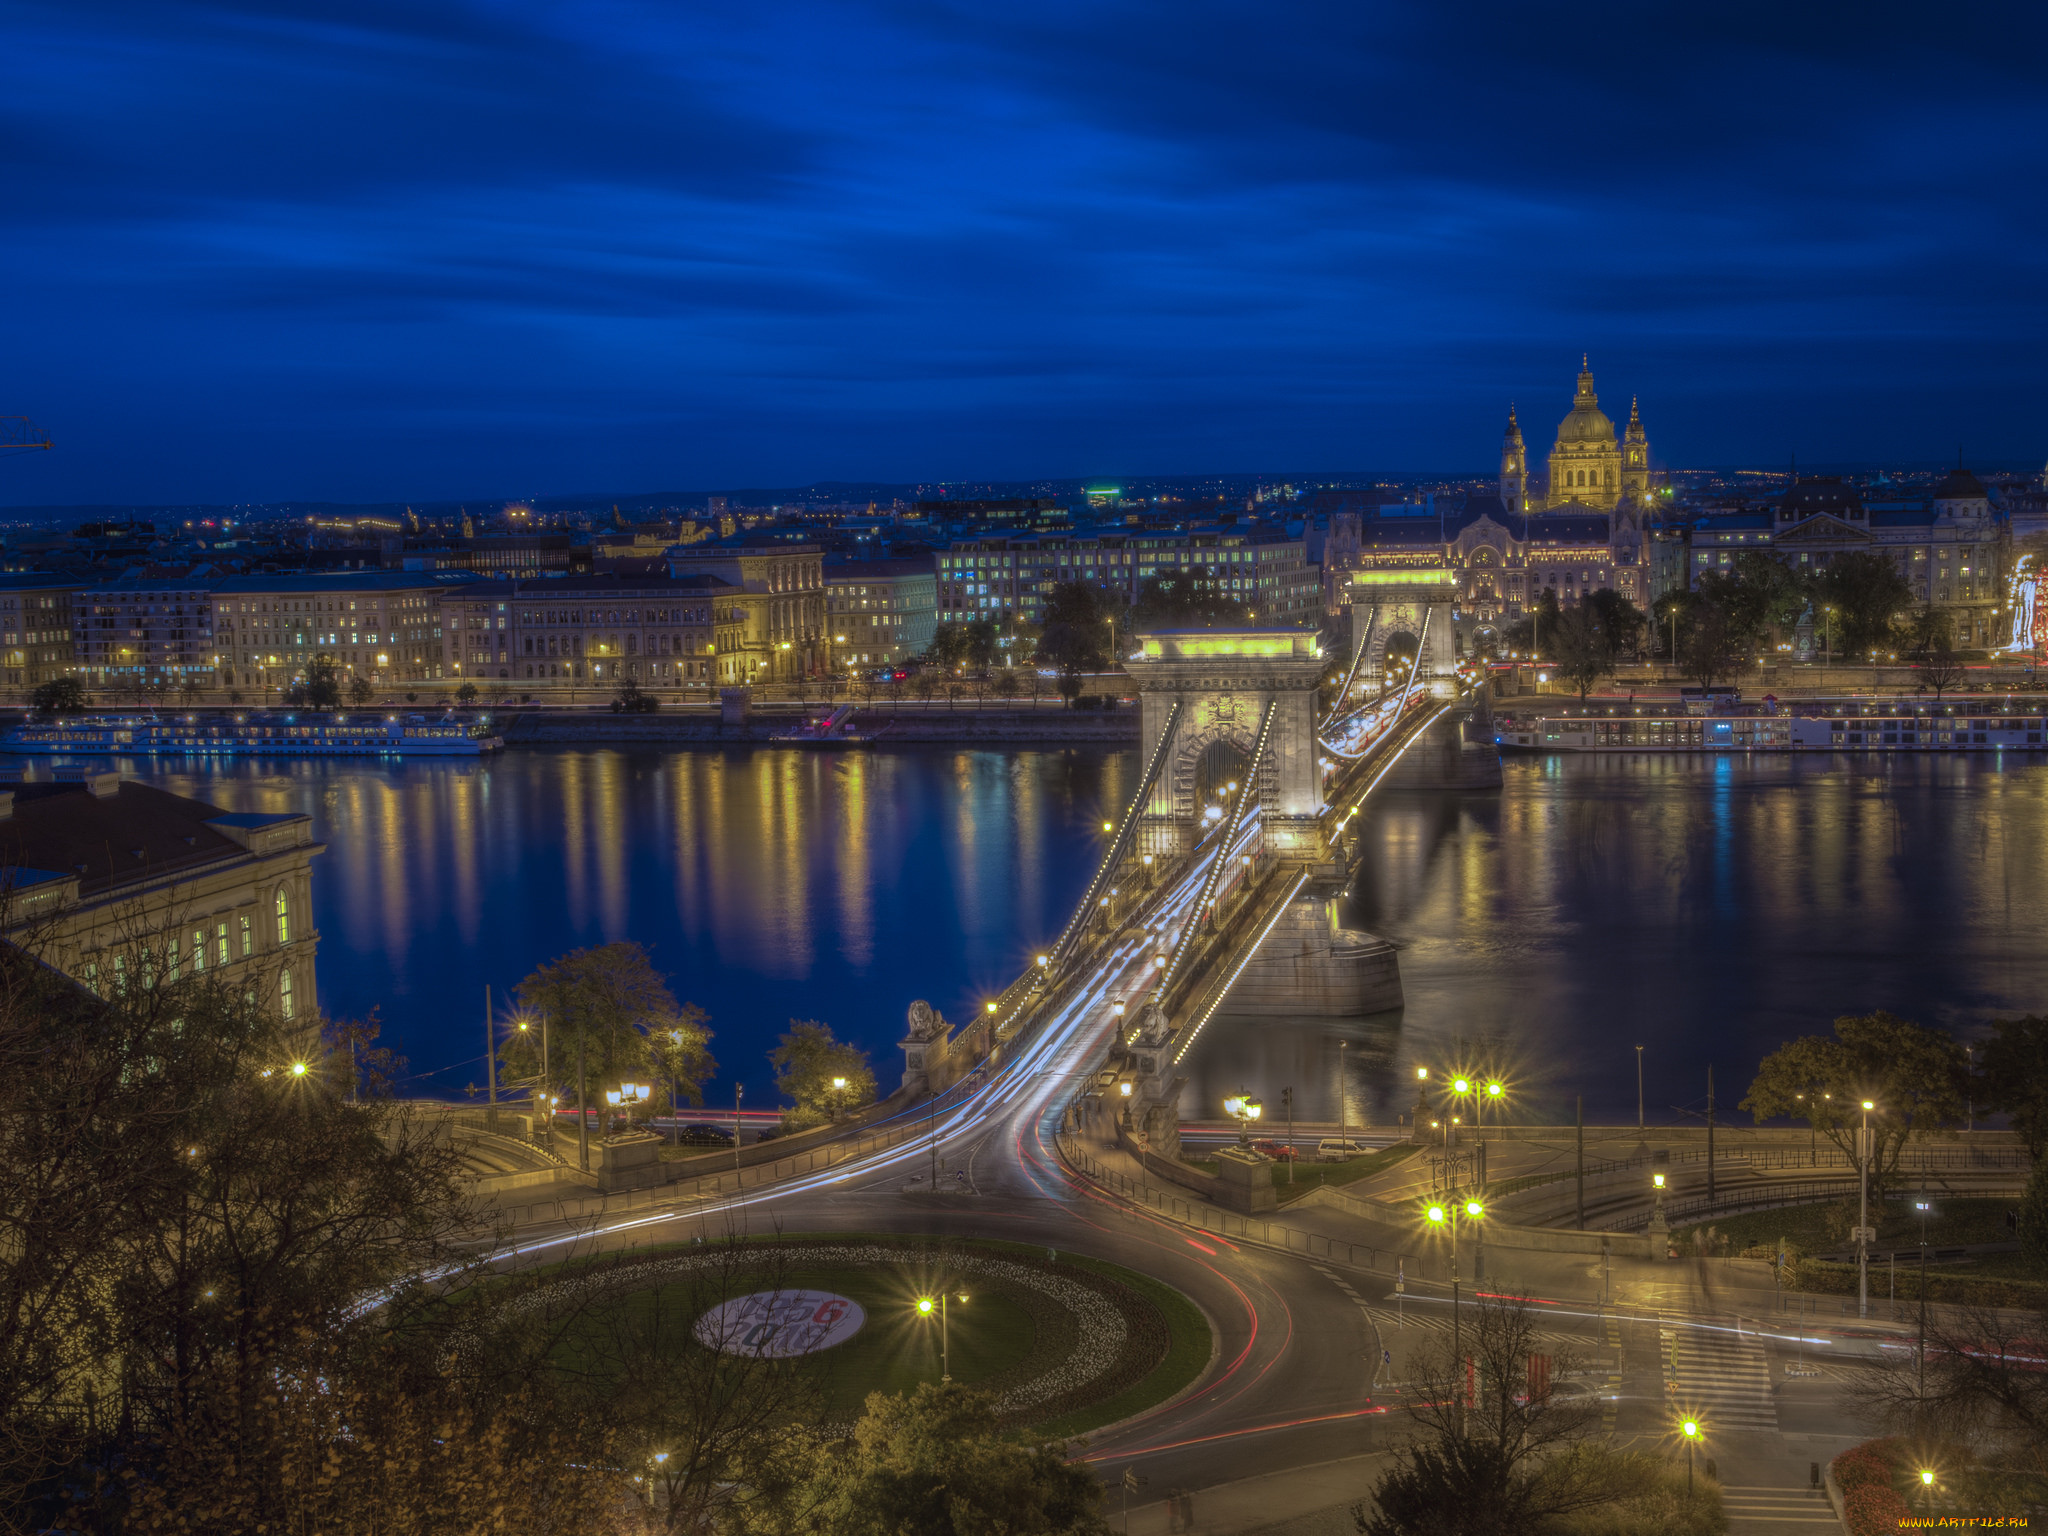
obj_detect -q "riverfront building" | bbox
[665,531,827,686]
[211,571,470,692]
[825,557,937,670]
[0,574,83,691]
[440,573,725,691]
[935,528,1319,630]
[0,769,322,1021]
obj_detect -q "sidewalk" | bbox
[1118,1451,1391,1536]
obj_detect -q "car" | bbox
[1251,1140,1298,1162]
[674,1123,736,1147]
[1315,1137,1371,1163]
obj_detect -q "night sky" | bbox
[3,1,2043,505]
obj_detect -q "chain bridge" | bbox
[899,611,1501,1111]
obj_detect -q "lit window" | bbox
[280,970,294,1019]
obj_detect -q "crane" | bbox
[0,417,52,457]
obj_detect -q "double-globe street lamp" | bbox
[915,1289,970,1383]
[1223,1091,1263,1146]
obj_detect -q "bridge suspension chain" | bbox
[1152,695,1276,1003]
[1320,604,1376,730]
[1046,698,1184,973]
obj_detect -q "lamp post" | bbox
[1635,1045,1645,1135]
[1858,1098,1875,1320]
[830,1075,848,1123]
[1426,1192,1484,1422]
[517,1012,550,1144]
[1681,1418,1700,1495]
[1482,1078,1504,1142]
[1223,1091,1262,1146]
[915,1290,969,1383]
[734,1082,744,1169]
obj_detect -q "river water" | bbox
[121,748,2048,1125]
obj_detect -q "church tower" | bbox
[1546,356,1623,511]
[1621,395,1650,503]
[1500,405,1527,513]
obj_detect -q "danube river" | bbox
[123,748,2048,1125]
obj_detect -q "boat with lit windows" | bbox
[1496,710,2048,754]
[0,712,503,757]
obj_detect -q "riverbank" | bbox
[499,705,1141,746]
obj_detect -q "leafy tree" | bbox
[1548,606,1610,701]
[349,673,375,706]
[647,1002,718,1115]
[1583,588,1647,660]
[1900,602,1955,660]
[288,652,343,709]
[1741,1011,1968,1200]
[1728,550,1810,651]
[803,1382,1110,1536]
[1813,550,1913,658]
[506,942,711,1105]
[611,675,658,713]
[453,680,478,706]
[1038,580,1110,708]
[1649,589,1693,661]
[1678,592,1751,689]
[28,676,86,713]
[1501,588,1559,658]
[770,1019,876,1128]
[1978,1014,2048,1158]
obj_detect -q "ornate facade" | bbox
[1501,357,1652,514]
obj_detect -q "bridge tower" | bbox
[1122,628,1330,864]
[1343,569,1460,691]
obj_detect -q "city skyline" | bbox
[4,3,2044,505]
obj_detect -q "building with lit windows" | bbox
[0,574,83,693]
[934,528,1317,630]
[0,768,322,1022]
[73,580,222,696]
[446,574,725,691]
[666,531,826,685]
[211,571,472,693]
[825,557,936,670]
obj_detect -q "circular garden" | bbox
[463,1236,1210,1438]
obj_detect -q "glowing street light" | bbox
[1426,1192,1485,1407]
[914,1289,970,1382]
[1680,1417,1701,1494]
[1223,1091,1263,1145]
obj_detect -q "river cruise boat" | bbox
[0,712,503,758]
[1498,712,2048,754]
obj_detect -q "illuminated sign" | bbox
[694,1290,866,1357]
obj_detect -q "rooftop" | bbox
[0,780,311,899]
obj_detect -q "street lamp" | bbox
[1680,1418,1701,1495]
[1857,1097,1876,1319]
[1223,1091,1263,1145]
[915,1290,970,1382]
[1426,1193,1485,1415]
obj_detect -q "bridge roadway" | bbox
[475,679,1872,1531]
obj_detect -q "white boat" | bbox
[0,711,503,757]
[1497,712,2048,754]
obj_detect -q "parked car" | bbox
[674,1123,736,1148]
[1315,1137,1370,1163]
[1251,1140,1298,1162]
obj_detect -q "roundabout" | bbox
[473,1236,1210,1436]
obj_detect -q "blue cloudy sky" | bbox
[2,0,2043,504]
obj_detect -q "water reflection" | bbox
[125,747,1132,1102]
[1188,753,2048,1126]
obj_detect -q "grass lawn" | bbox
[523,1234,1215,1438]
[1675,1196,2025,1257]
[1272,1142,1422,1202]
[550,1263,1038,1422]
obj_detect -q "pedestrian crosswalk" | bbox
[1661,1313,1778,1432]
[1719,1484,1840,1530]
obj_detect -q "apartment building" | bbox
[0,574,83,692]
[824,557,937,670]
[211,571,470,691]
[666,531,826,685]
[445,573,726,691]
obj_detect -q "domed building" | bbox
[1500,357,1652,514]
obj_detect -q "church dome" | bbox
[1555,359,1615,445]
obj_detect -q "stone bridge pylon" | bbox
[1122,628,1332,865]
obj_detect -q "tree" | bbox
[1918,648,1965,699]
[803,1382,1110,1536]
[1813,550,1913,659]
[1354,1294,1669,1536]
[1679,594,1750,689]
[1038,581,1109,708]
[350,673,376,706]
[1583,588,1647,661]
[28,676,87,714]
[506,942,711,1105]
[1741,1011,1968,1200]
[1548,606,1610,701]
[770,1019,876,1128]
[289,653,343,710]
[1977,1014,2048,1158]
[647,1002,718,1116]
[1501,588,1559,659]
[1728,550,1810,652]
[452,680,477,706]
[1901,602,1955,660]
[612,675,658,713]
